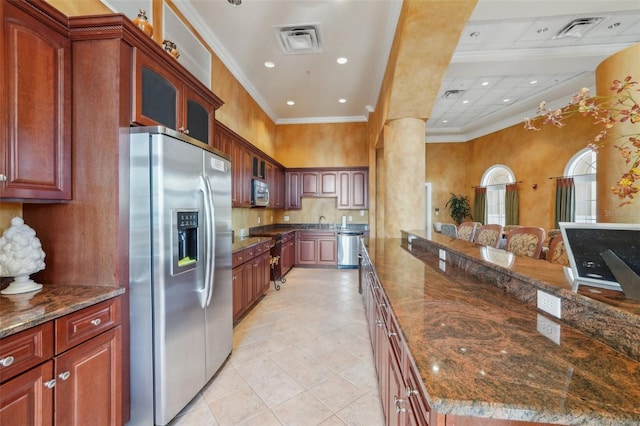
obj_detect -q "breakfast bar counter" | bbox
[362,235,640,425]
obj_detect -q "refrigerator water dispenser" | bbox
[174,210,199,274]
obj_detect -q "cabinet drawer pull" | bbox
[394,396,406,413]
[90,318,102,326]
[388,331,397,338]
[44,379,56,389]
[379,302,386,308]
[0,174,6,182]
[59,371,71,380]
[375,320,384,327]
[0,356,15,367]
[406,385,418,396]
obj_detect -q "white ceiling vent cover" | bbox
[553,17,603,39]
[275,24,323,54]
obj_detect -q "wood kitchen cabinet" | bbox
[0,0,71,201]
[131,49,221,144]
[232,240,272,322]
[286,167,368,210]
[338,169,368,209]
[295,230,337,267]
[280,231,296,276]
[0,297,123,426]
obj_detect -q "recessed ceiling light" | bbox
[336,57,348,65]
[481,81,489,86]
[462,100,469,104]
[227,0,241,6]
[530,80,538,85]
[442,120,448,123]
[338,98,347,103]
[503,98,510,103]
[286,100,295,106]
[264,61,275,68]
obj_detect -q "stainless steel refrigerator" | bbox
[127,127,232,425]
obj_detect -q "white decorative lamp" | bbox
[0,217,46,295]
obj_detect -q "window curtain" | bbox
[554,177,575,228]
[473,187,487,225]
[505,183,519,225]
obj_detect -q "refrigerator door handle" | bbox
[201,175,216,307]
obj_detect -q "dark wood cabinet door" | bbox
[337,171,351,209]
[185,87,214,144]
[232,267,244,321]
[231,142,246,207]
[286,171,302,209]
[296,238,317,265]
[318,238,337,265]
[54,326,122,426]
[241,148,253,206]
[242,262,255,310]
[1,2,71,200]
[132,49,182,128]
[301,172,319,196]
[319,172,337,196]
[351,170,368,209]
[0,361,54,426]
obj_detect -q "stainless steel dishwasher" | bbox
[337,230,363,268]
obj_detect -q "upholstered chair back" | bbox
[505,227,546,258]
[457,221,480,242]
[441,223,457,238]
[474,224,503,248]
[547,234,570,266]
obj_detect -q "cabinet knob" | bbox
[375,319,384,327]
[90,318,102,326]
[44,379,57,389]
[0,174,6,182]
[0,356,15,367]
[59,371,71,380]
[388,331,397,338]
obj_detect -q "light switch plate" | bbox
[537,290,562,318]
[439,249,446,261]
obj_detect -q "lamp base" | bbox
[1,274,43,295]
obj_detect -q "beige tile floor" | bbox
[169,267,384,426]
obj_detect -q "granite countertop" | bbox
[249,223,369,238]
[0,284,125,339]
[364,237,640,425]
[232,236,274,253]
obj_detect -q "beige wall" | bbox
[426,113,597,230]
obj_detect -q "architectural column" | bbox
[595,43,640,223]
[383,118,425,238]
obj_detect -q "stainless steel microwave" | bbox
[251,179,269,207]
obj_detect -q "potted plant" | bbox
[445,193,472,225]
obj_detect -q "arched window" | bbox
[481,165,515,226]
[565,148,596,223]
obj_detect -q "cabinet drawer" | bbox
[55,297,121,354]
[0,322,54,383]
[233,248,252,267]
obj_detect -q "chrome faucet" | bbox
[319,215,326,225]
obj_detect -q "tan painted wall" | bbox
[274,122,368,168]
[426,113,597,230]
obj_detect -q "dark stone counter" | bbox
[363,237,640,424]
[0,284,125,338]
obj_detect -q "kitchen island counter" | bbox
[0,284,124,338]
[363,237,640,425]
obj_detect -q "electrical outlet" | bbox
[536,314,561,344]
[439,249,446,261]
[360,210,365,216]
[439,259,446,271]
[348,216,352,222]
[283,215,289,222]
[257,217,261,224]
[537,290,562,318]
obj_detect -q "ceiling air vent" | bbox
[443,89,466,99]
[276,24,323,54]
[553,17,602,39]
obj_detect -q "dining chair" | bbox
[547,234,570,266]
[474,224,503,248]
[440,223,458,238]
[457,221,481,242]
[505,226,546,258]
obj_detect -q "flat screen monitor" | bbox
[560,222,640,298]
